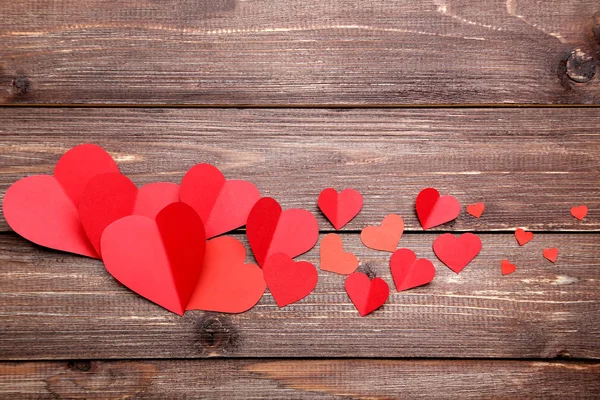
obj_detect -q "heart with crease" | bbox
[318,188,363,230]
[345,272,389,316]
[416,188,461,230]
[390,248,436,291]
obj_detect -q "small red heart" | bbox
[101,202,206,315]
[320,233,359,275]
[263,253,318,307]
[180,164,261,238]
[360,214,404,252]
[570,205,588,221]
[416,188,461,230]
[345,272,389,316]
[247,197,319,267]
[187,236,266,313]
[3,144,119,258]
[79,173,180,256]
[318,188,363,230]
[466,202,485,218]
[501,259,516,275]
[543,247,558,263]
[390,248,435,291]
[432,233,482,274]
[515,228,534,246]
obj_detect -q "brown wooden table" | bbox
[1,1,599,398]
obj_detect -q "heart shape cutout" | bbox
[320,233,359,275]
[3,144,119,258]
[79,173,180,256]
[390,248,436,291]
[187,236,266,313]
[360,214,404,252]
[543,247,558,263]
[501,259,516,276]
[432,233,482,273]
[101,202,206,315]
[416,188,461,230]
[180,164,261,238]
[515,228,534,246]
[263,253,318,307]
[247,197,319,267]
[570,205,588,221]
[466,202,485,218]
[345,272,389,316]
[318,188,363,230]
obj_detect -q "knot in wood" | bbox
[11,76,31,95]
[565,49,597,83]
[197,315,238,353]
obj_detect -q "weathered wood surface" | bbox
[1,0,599,105]
[1,359,599,399]
[0,232,598,360]
[1,107,599,232]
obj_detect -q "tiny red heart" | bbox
[501,259,516,276]
[345,272,389,316]
[416,188,461,230]
[263,253,318,308]
[466,202,485,218]
[543,247,558,263]
[432,233,482,274]
[515,228,534,246]
[318,188,363,230]
[390,248,435,291]
[570,205,588,221]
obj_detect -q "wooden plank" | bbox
[0,0,598,105]
[1,107,599,232]
[1,359,599,399]
[0,232,598,360]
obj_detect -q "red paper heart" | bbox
[101,202,206,315]
[570,205,588,221]
[360,214,404,252]
[3,144,119,258]
[432,233,482,274]
[187,236,266,313]
[318,188,363,230]
[263,253,318,307]
[501,259,516,275]
[515,228,534,246]
[416,188,461,230]
[466,202,485,218]
[345,272,389,316]
[543,247,558,263]
[390,248,436,291]
[247,197,319,267]
[180,164,261,238]
[320,233,359,275]
[79,173,180,256]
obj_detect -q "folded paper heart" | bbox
[101,202,206,315]
[515,228,534,246]
[390,248,436,291]
[543,247,558,263]
[3,144,119,258]
[180,163,261,238]
[466,202,485,218]
[187,236,266,313]
[570,205,588,221]
[263,253,318,307]
[432,233,482,274]
[247,197,319,267]
[320,233,359,275]
[345,272,389,317]
[318,188,363,230]
[416,188,461,229]
[501,259,516,276]
[360,214,404,252]
[79,172,180,256]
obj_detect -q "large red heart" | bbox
[390,248,436,291]
[180,164,261,238]
[318,188,363,230]
[263,253,318,307]
[416,188,461,230]
[432,233,482,273]
[79,173,180,256]
[187,236,266,313]
[345,272,389,316]
[247,197,319,267]
[101,202,206,315]
[3,144,119,258]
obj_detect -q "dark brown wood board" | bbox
[0,0,599,105]
[1,107,599,233]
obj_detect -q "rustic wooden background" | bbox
[1,0,599,398]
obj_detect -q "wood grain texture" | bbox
[1,107,599,232]
[1,359,599,399]
[0,0,599,105]
[0,232,598,360]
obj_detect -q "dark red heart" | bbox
[416,188,460,230]
[263,253,318,307]
[432,233,482,273]
[344,272,389,316]
[318,188,363,230]
[390,248,436,291]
